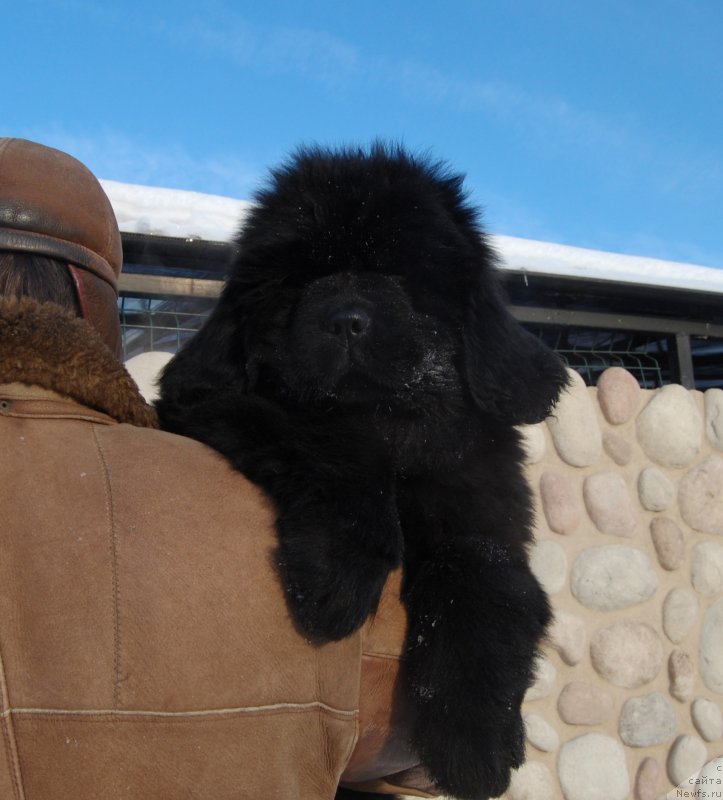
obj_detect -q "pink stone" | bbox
[547,610,586,666]
[583,472,637,537]
[650,517,685,570]
[679,455,723,536]
[539,471,582,535]
[634,757,661,800]
[590,621,663,688]
[597,367,641,425]
[557,682,614,726]
[603,430,634,465]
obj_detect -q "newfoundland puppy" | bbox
[156,144,568,800]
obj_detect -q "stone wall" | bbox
[496,367,723,800]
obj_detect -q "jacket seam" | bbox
[0,641,26,800]
[4,702,358,722]
[91,424,122,709]
[339,625,364,776]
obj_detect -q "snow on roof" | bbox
[101,180,723,295]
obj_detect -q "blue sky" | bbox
[4,0,723,268]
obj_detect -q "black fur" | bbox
[156,143,568,800]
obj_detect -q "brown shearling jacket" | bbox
[0,300,435,799]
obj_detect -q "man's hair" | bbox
[0,252,81,315]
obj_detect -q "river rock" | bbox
[583,472,637,536]
[506,760,556,800]
[662,588,699,644]
[539,471,582,535]
[571,545,658,611]
[669,650,696,703]
[705,388,723,451]
[636,385,702,468]
[529,539,567,595]
[619,692,677,746]
[679,455,723,535]
[590,621,663,688]
[603,430,634,465]
[519,423,546,463]
[691,698,723,742]
[557,681,614,725]
[700,598,723,694]
[547,370,603,467]
[525,655,557,702]
[650,517,686,570]
[634,757,661,800]
[547,609,586,665]
[558,733,629,800]
[597,366,641,424]
[637,467,675,511]
[667,734,708,787]
[691,542,723,596]
[523,713,559,752]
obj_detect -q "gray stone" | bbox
[597,366,641,425]
[636,384,702,468]
[506,760,556,800]
[523,713,559,752]
[700,598,723,694]
[558,733,629,800]
[705,388,723,451]
[662,588,699,644]
[669,650,696,703]
[546,609,586,665]
[547,369,603,467]
[637,467,675,511]
[667,734,708,788]
[590,621,664,688]
[529,539,567,596]
[525,655,557,702]
[691,541,723,596]
[557,681,614,726]
[619,692,677,746]
[518,423,546,464]
[570,545,658,611]
[679,455,723,536]
[634,757,661,800]
[691,698,723,742]
[650,517,686,571]
[539,471,582,535]
[583,472,637,537]
[603,430,634,465]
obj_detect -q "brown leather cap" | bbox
[0,138,123,356]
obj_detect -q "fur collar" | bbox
[0,299,158,428]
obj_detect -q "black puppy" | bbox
[157,144,568,799]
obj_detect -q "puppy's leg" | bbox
[402,541,549,800]
[275,456,403,641]
[397,441,550,800]
[159,392,402,641]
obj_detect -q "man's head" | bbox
[0,138,123,356]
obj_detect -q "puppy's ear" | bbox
[157,298,246,413]
[462,282,569,425]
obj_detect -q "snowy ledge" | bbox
[102,180,723,296]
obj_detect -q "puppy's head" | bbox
[160,143,567,423]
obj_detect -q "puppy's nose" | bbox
[326,306,372,339]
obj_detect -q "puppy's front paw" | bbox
[416,710,524,800]
[278,535,392,642]
[282,562,384,641]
